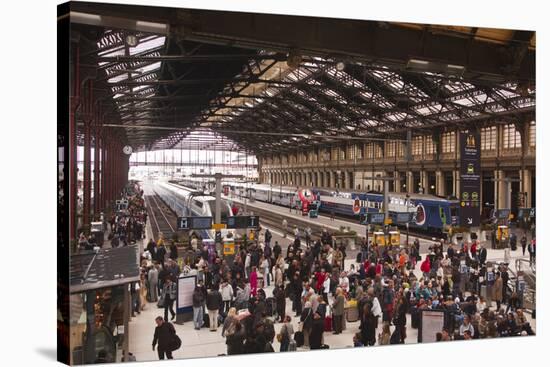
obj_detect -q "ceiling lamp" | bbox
[406,58,465,77]
[336,61,346,71]
[125,34,139,47]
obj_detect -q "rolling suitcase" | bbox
[203,313,210,328]
[324,315,333,332]
[346,307,359,323]
[294,331,304,347]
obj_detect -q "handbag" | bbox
[276,333,283,343]
[157,293,166,308]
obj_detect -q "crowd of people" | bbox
[137,222,535,358]
[106,182,535,360]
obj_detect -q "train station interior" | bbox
[55,1,538,365]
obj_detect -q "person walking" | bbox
[520,235,528,256]
[162,277,177,322]
[192,281,206,330]
[332,287,345,335]
[493,273,503,311]
[359,303,377,346]
[279,316,294,352]
[147,263,159,302]
[152,316,177,360]
[206,284,222,332]
[220,281,234,314]
[309,311,325,350]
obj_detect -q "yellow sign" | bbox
[497,226,509,241]
[384,218,393,225]
[373,231,386,246]
[390,231,400,246]
[212,223,227,230]
[223,241,235,255]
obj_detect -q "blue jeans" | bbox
[193,306,204,329]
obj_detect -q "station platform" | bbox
[128,250,535,361]
[125,205,535,361]
[224,194,440,251]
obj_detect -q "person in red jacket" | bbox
[420,257,431,279]
[375,260,383,275]
[470,241,478,260]
[314,268,328,294]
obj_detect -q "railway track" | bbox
[145,194,178,242]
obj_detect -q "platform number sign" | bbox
[177,216,213,230]
[361,213,385,225]
[248,216,259,229]
[226,216,261,229]
[177,217,189,230]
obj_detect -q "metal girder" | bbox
[96,53,286,63]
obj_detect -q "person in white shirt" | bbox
[476,296,487,313]
[459,315,474,337]
[244,253,251,279]
[339,271,350,293]
[322,274,331,303]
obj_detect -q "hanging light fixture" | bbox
[125,34,139,47]
[336,61,346,71]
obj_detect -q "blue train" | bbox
[313,188,459,233]
[220,180,459,234]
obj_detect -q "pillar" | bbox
[406,171,414,194]
[453,170,460,198]
[521,169,532,207]
[436,170,445,196]
[393,171,400,193]
[495,170,508,209]
[420,170,429,194]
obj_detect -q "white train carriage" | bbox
[153,181,234,239]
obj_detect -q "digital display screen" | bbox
[191,217,213,229]
[369,213,385,224]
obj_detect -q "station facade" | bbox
[259,120,536,211]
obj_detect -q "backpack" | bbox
[169,334,182,352]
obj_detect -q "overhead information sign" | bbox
[177,216,213,230]
[459,130,481,227]
[518,207,535,219]
[226,215,260,229]
[360,213,385,225]
[496,209,511,219]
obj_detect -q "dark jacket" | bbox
[152,322,176,350]
[192,287,206,308]
[154,245,167,264]
[226,328,246,355]
[309,317,324,349]
[206,290,222,310]
[359,313,377,345]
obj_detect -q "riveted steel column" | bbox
[69,45,80,241]
[83,80,92,228]
[93,104,101,219]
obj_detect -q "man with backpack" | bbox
[152,316,180,360]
